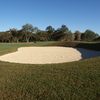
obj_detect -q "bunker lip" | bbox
[0,46,100,64]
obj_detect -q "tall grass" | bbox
[0,41,100,100]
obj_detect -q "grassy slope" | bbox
[45,41,100,51]
[0,41,100,100]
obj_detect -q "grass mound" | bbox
[45,41,100,51]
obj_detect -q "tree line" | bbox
[0,23,100,43]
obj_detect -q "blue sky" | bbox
[0,0,100,34]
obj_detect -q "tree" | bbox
[36,31,48,41]
[4,31,13,42]
[53,28,65,41]
[46,26,55,41]
[94,36,100,41]
[0,32,6,42]
[54,25,71,41]
[22,23,38,42]
[82,30,98,41]
[66,31,75,41]
[10,29,23,43]
[60,25,69,33]
[74,31,82,41]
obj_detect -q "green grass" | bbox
[0,41,100,100]
[0,41,58,56]
[45,41,100,51]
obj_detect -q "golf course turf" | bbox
[0,41,100,100]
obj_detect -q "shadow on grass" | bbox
[46,41,100,60]
[46,41,100,51]
[75,42,100,51]
[75,48,100,60]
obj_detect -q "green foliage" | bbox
[74,31,82,41]
[0,32,6,42]
[94,36,100,41]
[10,29,23,43]
[53,25,69,41]
[59,25,69,33]
[46,26,55,41]
[46,26,54,33]
[54,25,75,41]
[53,31,66,41]
[66,31,75,41]
[22,23,39,42]
[22,23,34,33]
[36,31,48,41]
[82,30,97,41]
[0,24,100,43]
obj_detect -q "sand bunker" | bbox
[0,47,100,64]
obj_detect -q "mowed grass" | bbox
[45,41,100,51]
[0,41,58,56]
[0,41,100,100]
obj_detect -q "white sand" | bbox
[0,46,100,64]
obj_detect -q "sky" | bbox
[0,0,100,34]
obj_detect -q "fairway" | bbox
[0,41,100,100]
[0,41,58,56]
